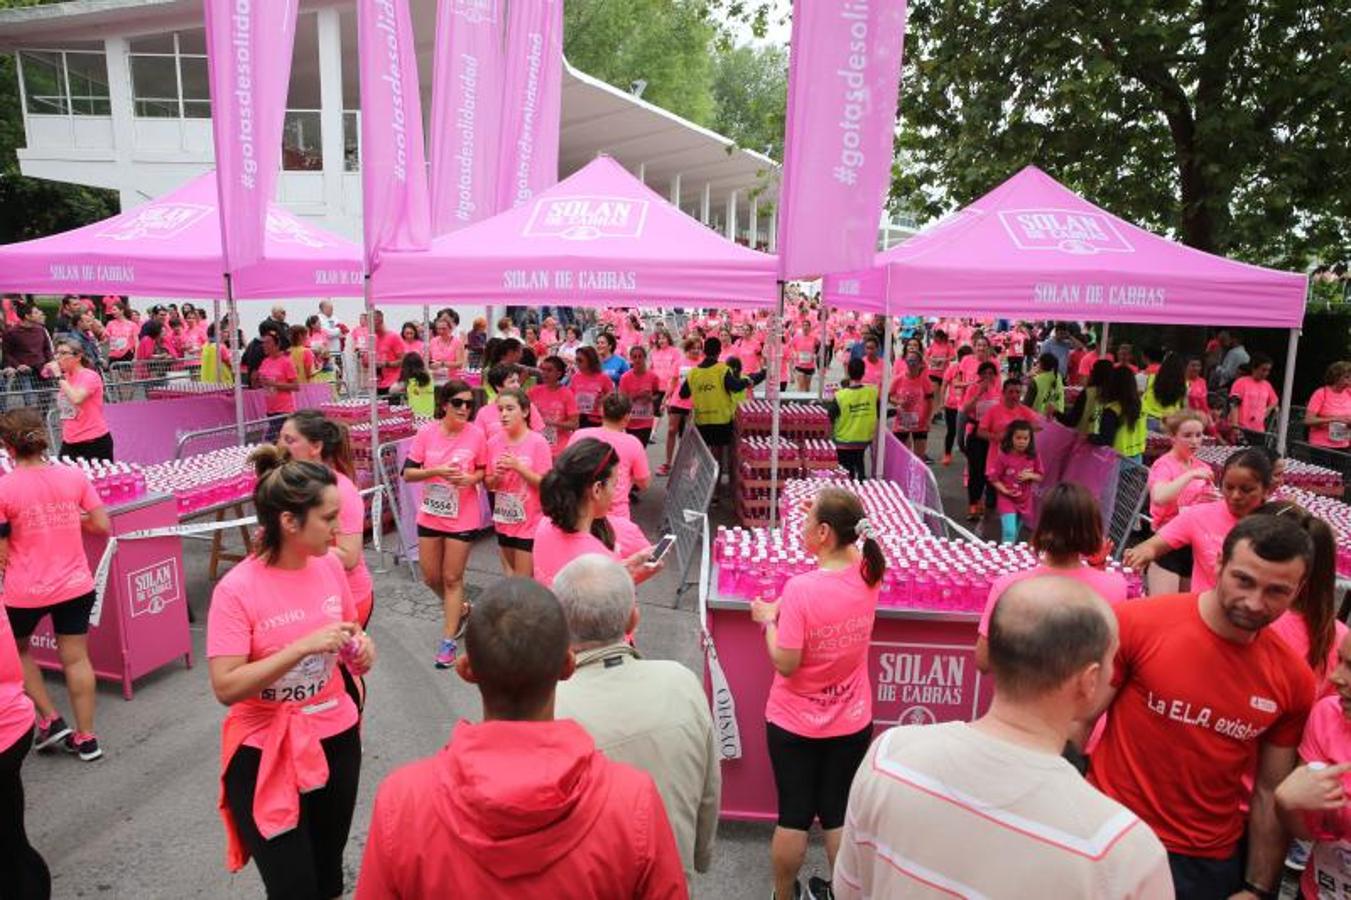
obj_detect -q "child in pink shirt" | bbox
[569,347,613,427]
[485,390,552,578]
[529,360,580,457]
[1228,354,1279,433]
[986,420,1044,544]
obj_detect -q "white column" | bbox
[317,8,345,223]
[637,162,646,184]
[725,190,738,241]
[768,208,778,252]
[701,183,711,224]
[103,37,135,177]
[749,195,759,248]
[669,172,682,208]
[1276,327,1301,455]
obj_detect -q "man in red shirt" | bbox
[977,377,1042,444]
[371,310,407,394]
[1088,515,1317,900]
[356,578,686,898]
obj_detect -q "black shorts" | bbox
[61,431,114,462]
[7,590,98,639]
[894,430,930,441]
[794,366,816,376]
[766,720,873,831]
[417,523,477,542]
[1154,544,1194,577]
[696,422,733,448]
[496,533,534,552]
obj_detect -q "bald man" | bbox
[835,577,1172,899]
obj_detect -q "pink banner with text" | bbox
[358,0,432,269]
[203,0,300,273]
[429,0,506,235]
[497,0,563,211]
[776,0,907,280]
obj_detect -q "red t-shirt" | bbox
[978,402,1039,442]
[1090,593,1315,858]
[569,371,613,421]
[617,370,662,428]
[888,371,934,432]
[1229,376,1278,431]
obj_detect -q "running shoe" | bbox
[434,638,457,669]
[1286,838,1313,872]
[806,877,835,900]
[770,882,803,900]
[967,503,981,522]
[63,732,103,762]
[33,714,72,752]
[941,454,952,466]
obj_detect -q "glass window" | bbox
[128,33,175,54]
[65,52,111,116]
[343,111,360,172]
[283,110,323,171]
[182,100,212,119]
[178,56,209,101]
[175,28,207,55]
[131,54,180,116]
[19,51,68,115]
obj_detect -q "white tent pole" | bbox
[875,303,895,475]
[769,281,786,529]
[1099,321,1111,356]
[816,299,829,400]
[226,278,244,445]
[365,277,378,437]
[1276,327,1300,455]
[422,304,431,362]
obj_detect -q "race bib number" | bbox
[796,351,814,366]
[57,392,77,421]
[928,355,947,371]
[576,392,597,415]
[1312,840,1351,898]
[631,398,654,420]
[493,492,527,525]
[898,410,920,430]
[542,424,558,446]
[261,652,334,704]
[110,336,128,352]
[421,482,460,519]
[1330,421,1349,443]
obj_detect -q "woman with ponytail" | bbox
[278,410,374,628]
[749,486,885,900]
[207,448,374,899]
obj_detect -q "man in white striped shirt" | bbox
[835,576,1172,899]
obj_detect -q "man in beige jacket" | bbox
[554,554,721,884]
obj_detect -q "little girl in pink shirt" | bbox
[986,420,1044,544]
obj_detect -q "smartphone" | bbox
[646,533,677,567]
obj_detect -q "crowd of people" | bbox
[0,293,1348,898]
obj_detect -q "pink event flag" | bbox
[776,0,908,280]
[429,0,506,235]
[497,0,563,211]
[203,0,300,275]
[358,0,432,270]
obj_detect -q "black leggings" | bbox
[966,435,990,504]
[943,408,959,455]
[837,447,867,481]
[0,730,50,900]
[766,721,873,831]
[224,725,361,900]
[60,431,114,462]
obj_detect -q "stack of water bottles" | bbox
[1191,446,1344,496]
[146,382,233,400]
[0,451,148,505]
[1276,486,1351,579]
[321,398,393,422]
[140,445,260,516]
[733,399,831,441]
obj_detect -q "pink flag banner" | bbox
[203,0,300,274]
[776,0,908,280]
[358,0,432,270]
[429,0,506,235]
[496,0,563,211]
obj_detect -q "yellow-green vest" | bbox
[688,363,734,426]
[833,383,879,444]
[1103,401,1147,458]
[1031,370,1065,414]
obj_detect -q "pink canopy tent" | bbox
[371,156,778,308]
[824,165,1307,326]
[0,172,363,299]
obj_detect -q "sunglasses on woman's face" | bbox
[447,397,473,409]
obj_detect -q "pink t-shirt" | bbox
[571,427,650,522]
[407,421,488,534]
[1270,612,1349,700]
[1307,386,1351,449]
[979,563,1129,638]
[206,552,358,749]
[888,372,935,432]
[666,360,700,411]
[1147,451,1215,527]
[528,383,579,456]
[618,370,662,427]
[649,346,682,391]
[861,356,885,387]
[0,597,35,751]
[790,334,817,370]
[1156,500,1239,594]
[429,335,464,372]
[1229,376,1278,431]
[334,472,373,607]
[486,430,552,539]
[961,383,1001,427]
[1187,376,1209,412]
[375,331,407,389]
[985,448,1042,516]
[569,371,612,421]
[979,402,1039,442]
[765,565,879,738]
[531,518,650,588]
[942,361,963,410]
[105,318,139,359]
[257,354,298,414]
[58,365,108,443]
[1297,694,1351,898]
[0,464,101,609]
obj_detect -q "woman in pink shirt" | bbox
[960,360,1002,521]
[528,356,580,458]
[1229,352,1280,435]
[278,411,374,629]
[208,449,374,899]
[403,381,487,668]
[48,338,112,461]
[1145,410,1218,594]
[1125,447,1275,594]
[0,584,46,895]
[485,389,552,578]
[659,337,704,476]
[1304,361,1351,450]
[569,346,613,429]
[103,301,138,366]
[618,345,661,446]
[0,409,111,762]
[889,351,936,459]
[256,330,300,419]
[399,322,425,359]
[938,346,972,466]
[532,438,657,589]
[647,329,681,411]
[976,483,1126,665]
[789,323,819,391]
[749,487,885,900]
[428,317,466,380]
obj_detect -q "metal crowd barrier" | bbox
[175,415,286,459]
